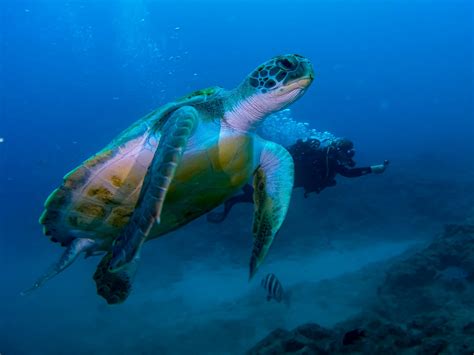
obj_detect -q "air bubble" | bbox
[258,109,335,148]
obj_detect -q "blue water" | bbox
[1,1,473,354]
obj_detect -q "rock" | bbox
[247,328,291,355]
[463,321,474,334]
[443,224,474,238]
[247,324,334,355]
[341,328,366,346]
[294,323,334,341]
[408,315,450,337]
[378,224,474,320]
[417,339,447,355]
[247,225,474,355]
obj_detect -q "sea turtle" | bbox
[26,54,314,303]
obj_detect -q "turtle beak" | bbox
[275,73,313,98]
[288,75,313,88]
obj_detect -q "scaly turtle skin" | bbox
[26,54,314,303]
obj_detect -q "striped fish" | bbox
[261,273,286,303]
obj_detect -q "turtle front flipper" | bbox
[21,237,95,295]
[249,142,294,279]
[108,106,199,272]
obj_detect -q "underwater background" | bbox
[1,0,473,354]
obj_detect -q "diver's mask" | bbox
[345,148,355,158]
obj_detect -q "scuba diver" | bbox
[207,137,389,223]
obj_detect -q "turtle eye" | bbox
[277,58,297,71]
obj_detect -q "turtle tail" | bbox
[21,238,95,296]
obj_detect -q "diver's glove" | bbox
[371,160,389,174]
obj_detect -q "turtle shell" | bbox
[39,87,224,248]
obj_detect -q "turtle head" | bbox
[225,54,314,131]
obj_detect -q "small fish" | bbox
[261,273,290,306]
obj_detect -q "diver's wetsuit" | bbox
[289,141,372,196]
[207,139,375,223]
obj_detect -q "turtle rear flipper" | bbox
[94,252,137,304]
[21,237,95,295]
[108,106,199,272]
